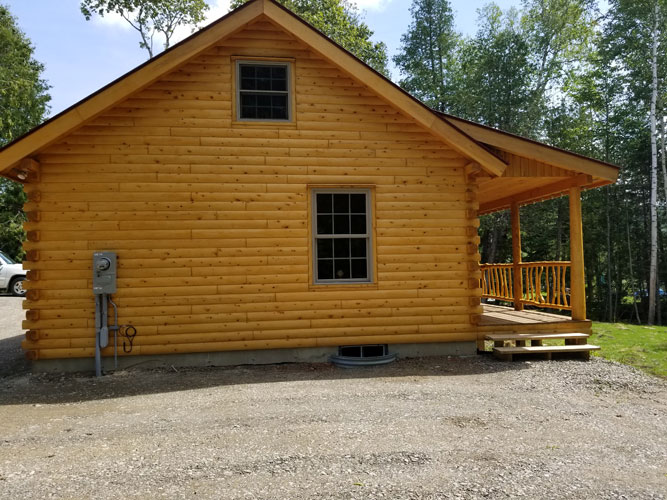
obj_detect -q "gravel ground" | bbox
[0,302,665,499]
[0,295,26,376]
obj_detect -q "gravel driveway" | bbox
[0,295,26,376]
[0,301,665,499]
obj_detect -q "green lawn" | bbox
[590,323,667,378]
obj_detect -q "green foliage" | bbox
[230,0,389,75]
[590,322,667,377]
[393,0,459,111]
[80,0,209,57]
[0,178,26,261]
[0,4,50,145]
[454,5,537,135]
[0,4,50,262]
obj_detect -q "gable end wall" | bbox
[21,18,481,360]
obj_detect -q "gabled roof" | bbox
[0,0,509,181]
[438,112,619,182]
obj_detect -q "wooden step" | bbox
[485,332,589,341]
[494,344,600,354]
[493,344,600,361]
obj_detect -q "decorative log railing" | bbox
[481,261,571,311]
[481,263,514,302]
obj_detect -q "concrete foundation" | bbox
[32,341,477,374]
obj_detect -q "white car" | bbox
[0,251,26,297]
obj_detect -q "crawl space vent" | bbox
[330,344,397,367]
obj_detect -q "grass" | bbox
[590,322,667,378]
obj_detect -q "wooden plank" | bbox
[485,332,589,341]
[494,344,600,353]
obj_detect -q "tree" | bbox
[230,0,389,75]
[0,5,50,146]
[604,0,667,324]
[392,0,459,112]
[521,0,598,119]
[0,4,51,261]
[80,0,209,58]
[454,5,536,136]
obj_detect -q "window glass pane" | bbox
[317,215,333,235]
[351,258,368,279]
[240,64,287,93]
[256,104,271,119]
[350,215,366,234]
[240,65,255,78]
[313,191,371,283]
[317,239,333,258]
[239,93,288,120]
[350,238,367,258]
[257,94,271,106]
[350,193,366,213]
[333,193,349,213]
[317,194,332,214]
[333,260,350,279]
[333,239,350,258]
[318,259,333,280]
[271,95,287,119]
[333,214,349,234]
[271,66,287,91]
[256,66,271,90]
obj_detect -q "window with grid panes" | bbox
[313,190,372,283]
[237,61,290,121]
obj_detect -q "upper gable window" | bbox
[236,61,290,121]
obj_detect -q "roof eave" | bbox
[439,113,620,182]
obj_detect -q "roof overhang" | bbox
[435,113,620,214]
[440,113,619,183]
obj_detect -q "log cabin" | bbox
[0,0,619,372]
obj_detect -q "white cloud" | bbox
[203,0,233,25]
[167,0,231,46]
[90,11,132,30]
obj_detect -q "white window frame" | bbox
[312,188,373,284]
[236,60,291,122]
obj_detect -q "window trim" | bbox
[311,187,374,285]
[235,59,292,122]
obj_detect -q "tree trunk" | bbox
[606,187,614,322]
[647,2,660,324]
[627,218,642,324]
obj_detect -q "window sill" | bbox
[232,120,297,128]
[308,283,378,291]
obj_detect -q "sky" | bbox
[6,0,520,117]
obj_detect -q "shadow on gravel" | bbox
[0,355,530,406]
[0,333,28,378]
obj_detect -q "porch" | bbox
[476,184,595,359]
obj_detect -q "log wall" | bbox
[20,16,481,360]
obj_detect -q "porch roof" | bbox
[437,113,620,214]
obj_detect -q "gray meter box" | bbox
[92,251,117,294]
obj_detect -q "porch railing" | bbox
[481,261,571,311]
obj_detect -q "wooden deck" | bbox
[480,304,573,326]
[477,304,592,342]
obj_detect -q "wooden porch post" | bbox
[569,186,586,320]
[511,201,524,311]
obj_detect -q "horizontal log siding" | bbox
[21,18,481,359]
